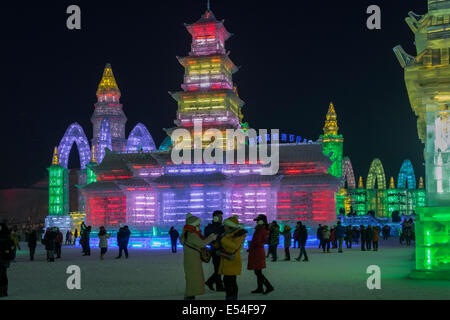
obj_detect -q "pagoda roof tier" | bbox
[177,54,238,73]
[185,10,231,40]
[170,89,244,108]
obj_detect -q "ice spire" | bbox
[96,63,121,98]
[418,176,424,189]
[52,147,60,165]
[323,102,339,136]
[358,176,364,189]
[389,177,395,189]
[90,145,97,164]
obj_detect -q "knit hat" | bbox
[223,215,240,228]
[186,213,201,226]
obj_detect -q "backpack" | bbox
[1,237,16,261]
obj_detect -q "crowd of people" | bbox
[174,213,416,300]
[314,223,384,252]
[0,214,415,299]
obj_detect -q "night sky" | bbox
[1,0,429,189]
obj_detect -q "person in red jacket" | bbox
[247,214,274,295]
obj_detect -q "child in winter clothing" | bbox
[98,226,110,260]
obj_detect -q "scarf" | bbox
[183,224,205,240]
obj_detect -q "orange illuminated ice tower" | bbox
[170,6,244,149]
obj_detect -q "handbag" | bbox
[184,242,211,263]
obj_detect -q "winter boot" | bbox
[251,278,264,294]
[216,281,225,292]
[205,280,215,291]
[263,279,274,295]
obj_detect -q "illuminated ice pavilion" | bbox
[395,0,450,279]
[45,8,343,236]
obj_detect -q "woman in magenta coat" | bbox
[247,214,274,295]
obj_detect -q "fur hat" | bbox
[223,215,240,228]
[186,213,201,226]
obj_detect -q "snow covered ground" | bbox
[4,239,449,300]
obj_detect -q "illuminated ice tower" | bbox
[45,147,71,234]
[321,102,344,178]
[170,6,244,149]
[91,64,127,153]
[394,0,450,279]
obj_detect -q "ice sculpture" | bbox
[91,64,127,152]
[397,159,416,189]
[366,159,386,190]
[320,102,343,178]
[395,0,450,279]
[126,123,157,153]
[58,122,91,169]
[342,157,356,189]
[97,119,112,163]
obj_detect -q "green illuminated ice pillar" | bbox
[394,0,450,280]
[321,102,344,216]
[47,147,69,215]
[321,102,343,178]
[86,145,98,185]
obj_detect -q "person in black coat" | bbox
[82,226,91,256]
[43,228,57,262]
[360,225,366,251]
[295,223,309,262]
[204,210,225,292]
[0,223,13,297]
[116,226,131,259]
[168,226,180,253]
[316,224,323,249]
[27,229,37,261]
[366,225,373,250]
